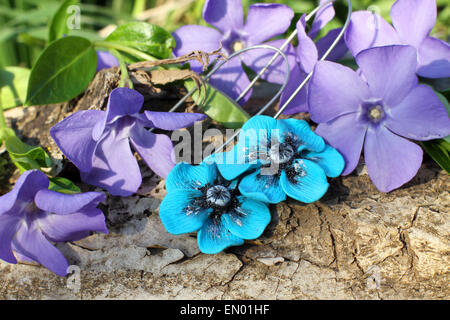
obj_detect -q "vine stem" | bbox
[93,41,157,62]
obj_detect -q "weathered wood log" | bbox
[1,67,449,300]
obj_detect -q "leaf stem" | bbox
[109,48,133,89]
[94,41,157,62]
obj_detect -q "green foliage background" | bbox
[1,0,448,69]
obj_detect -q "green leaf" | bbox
[0,66,30,109]
[421,139,450,174]
[185,80,250,129]
[48,0,80,43]
[105,22,175,59]
[49,176,81,194]
[4,135,52,172]
[25,36,97,106]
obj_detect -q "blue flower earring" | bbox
[159,1,352,254]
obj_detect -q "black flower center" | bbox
[269,143,295,164]
[206,185,231,207]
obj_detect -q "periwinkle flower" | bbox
[159,162,271,254]
[0,170,107,276]
[173,0,295,104]
[308,45,450,192]
[96,51,119,72]
[280,0,348,115]
[345,0,450,79]
[50,87,206,197]
[209,115,345,204]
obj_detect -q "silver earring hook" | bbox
[213,0,353,154]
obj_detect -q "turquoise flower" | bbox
[159,162,271,254]
[210,116,345,204]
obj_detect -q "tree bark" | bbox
[1,68,449,300]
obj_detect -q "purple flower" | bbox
[309,45,450,192]
[96,50,120,72]
[50,87,206,197]
[280,1,348,115]
[345,0,450,79]
[0,170,107,276]
[172,0,295,104]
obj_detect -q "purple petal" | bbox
[309,61,370,123]
[0,214,20,263]
[81,122,141,197]
[50,110,103,172]
[129,126,176,179]
[141,111,206,131]
[241,39,296,85]
[315,113,368,176]
[309,0,335,39]
[96,50,119,72]
[296,16,318,74]
[38,208,108,243]
[356,45,418,107]
[34,190,106,215]
[92,88,144,141]
[279,65,309,115]
[364,126,423,192]
[316,28,348,62]
[344,11,400,57]
[172,25,223,73]
[417,37,450,79]
[203,0,244,33]
[390,0,436,48]
[0,170,48,214]
[385,85,450,141]
[12,224,69,276]
[243,4,294,45]
[209,57,252,105]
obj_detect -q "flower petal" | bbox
[315,113,368,175]
[38,208,108,242]
[34,190,105,215]
[303,144,345,178]
[241,39,296,85]
[81,122,141,197]
[203,0,244,33]
[209,57,252,105]
[96,50,119,72]
[309,0,335,39]
[277,118,325,152]
[0,214,20,263]
[223,196,271,239]
[12,224,69,276]
[197,216,244,254]
[165,162,218,193]
[296,16,318,74]
[280,159,329,203]
[344,11,400,57]
[141,111,206,131]
[243,4,294,45]
[385,85,450,141]
[159,189,210,235]
[92,88,144,141]
[205,150,255,181]
[0,170,48,214]
[364,126,423,192]
[309,61,369,123]
[279,65,309,115]
[316,28,348,62]
[50,110,103,172]
[172,25,223,73]
[129,126,176,179]
[356,45,418,107]
[390,0,436,48]
[417,37,450,79]
[239,169,286,204]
